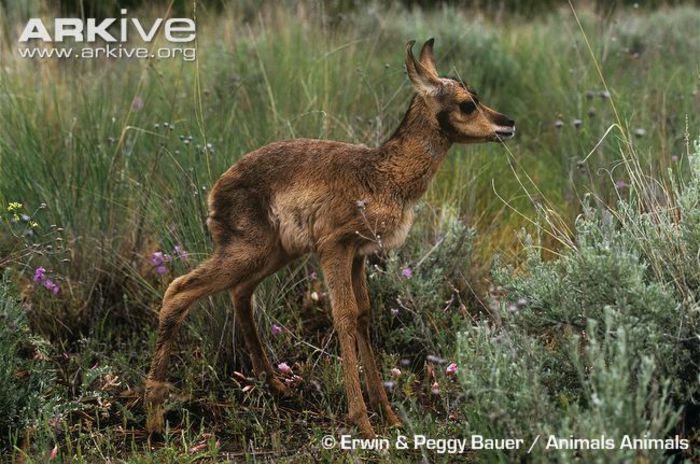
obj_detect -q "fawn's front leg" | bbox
[352,256,402,427]
[320,246,375,438]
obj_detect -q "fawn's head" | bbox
[405,38,515,143]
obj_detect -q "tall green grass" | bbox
[2,3,698,334]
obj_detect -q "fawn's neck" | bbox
[380,95,452,202]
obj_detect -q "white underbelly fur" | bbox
[270,194,316,255]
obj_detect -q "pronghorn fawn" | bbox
[145,38,515,438]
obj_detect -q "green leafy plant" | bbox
[0,275,56,449]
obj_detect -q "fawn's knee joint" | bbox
[158,312,179,330]
[334,313,358,333]
[164,276,186,296]
[145,379,171,403]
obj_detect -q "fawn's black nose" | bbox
[494,113,516,140]
[496,113,515,128]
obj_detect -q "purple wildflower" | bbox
[271,324,282,336]
[401,267,413,279]
[131,96,144,112]
[174,245,189,262]
[33,267,46,283]
[151,252,166,266]
[32,267,60,296]
[151,251,172,275]
[42,279,60,296]
[50,283,61,296]
[309,271,318,280]
[615,180,628,190]
[446,362,458,377]
[277,362,292,374]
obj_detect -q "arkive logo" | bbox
[19,9,195,43]
[17,9,196,61]
[19,9,196,43]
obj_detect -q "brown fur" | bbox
[145,38,515,438]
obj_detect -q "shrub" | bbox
[368,206,478,365]
[457,139,700,462]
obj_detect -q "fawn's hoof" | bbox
[382,405,403,428]
[268,377,292,397]
[358,420,377,439]
[144,379,171,434]
[386,414,403,429]
[349,410,376,438]
[145,400,165,434]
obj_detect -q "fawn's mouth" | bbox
[494,127,516,141]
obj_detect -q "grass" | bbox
[0,1,699,462]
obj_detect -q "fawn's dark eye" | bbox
[459,100,477,115]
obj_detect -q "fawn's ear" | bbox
[418,38,438,76]
[405,40,441,97]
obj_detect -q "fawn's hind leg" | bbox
[145,243,268,433]
[229,250,291,396]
